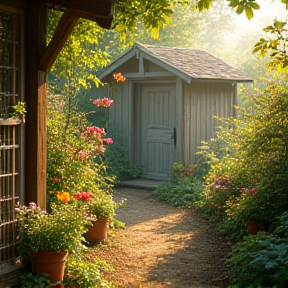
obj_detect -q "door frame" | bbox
[133,81,178,179]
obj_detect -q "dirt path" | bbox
[85,188,231,288]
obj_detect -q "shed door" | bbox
[140,85,176,179]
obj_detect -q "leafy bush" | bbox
[64,255,112,288]
[154,163,204,207]
[197,84,288,239]
[100,126,142,182]
[12,272,51,288]
[227,213,288,288]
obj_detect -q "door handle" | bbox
[169,128,176,147]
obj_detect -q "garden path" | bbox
[85,187,230,288]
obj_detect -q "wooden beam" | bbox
[0,0,27,9]
[44,0,113,17]
[38,10,79,74]
[25,0,47,208]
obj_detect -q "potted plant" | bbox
[226,186,270,235]
[0,101,26,125]
[16,201,89,284]
[75,190,116,243]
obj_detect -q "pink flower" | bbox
[103,138,113,144]
[250,187,257,195]
[78,150,87,159]
[93,97,114,108]
[53,177,61,183]
[29,202,37,210]
[93,99,101,106]
[241,187,249,195]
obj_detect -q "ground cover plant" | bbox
[154,163,204,207]
[226,212,288,288]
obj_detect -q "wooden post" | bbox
[25,0,47,208]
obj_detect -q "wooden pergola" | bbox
[0,0,114,208]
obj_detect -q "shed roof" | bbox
[97,42,253,83]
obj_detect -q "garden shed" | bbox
[97,43,253,180]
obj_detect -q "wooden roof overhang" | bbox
[40,0,114,75]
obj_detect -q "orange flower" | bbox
[113,72,126,83]
[56,191,72,203]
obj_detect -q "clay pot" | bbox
[84,218,109,243]
[30,251,68,284]
[245,220,263,235]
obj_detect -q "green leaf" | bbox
[229,0,240,8]
[274,20,286,30]
[197,0,213,10]
[248,2,260,9]
[236,4,244,14]
[245,6,254,19]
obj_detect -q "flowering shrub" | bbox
[47,93,115,199]
[197,84,288,235]
[226,184,272,223]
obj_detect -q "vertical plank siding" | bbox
[109,81,131,151]
[183,81,233,164]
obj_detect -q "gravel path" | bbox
[86,188,231,288]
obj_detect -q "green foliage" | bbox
[11,101,26,122]
[253,20,288,69]
[101,126,142,182]
[154,163,204,207]
[64,254,112,288]
[12,272,51,288]
[227,213,288,287]
[217,217,246,243]
[86,191,116,220]
[226,184,273,223]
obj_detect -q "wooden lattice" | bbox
[0,9,22,274]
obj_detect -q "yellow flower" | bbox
[56,191,71,203]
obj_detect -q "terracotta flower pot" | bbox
[30,251,68,284]
[245,220,263,235]
[84,218,109,243]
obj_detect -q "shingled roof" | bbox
[97,42,253,83]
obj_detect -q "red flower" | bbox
[250,187,257,195]
[53,177,61,183]
[74,191,93,201]
[93,99,100,106]
[87,126,105,135]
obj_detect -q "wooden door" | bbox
[140,85,176,179]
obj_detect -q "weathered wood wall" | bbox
[182,81,235,164]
